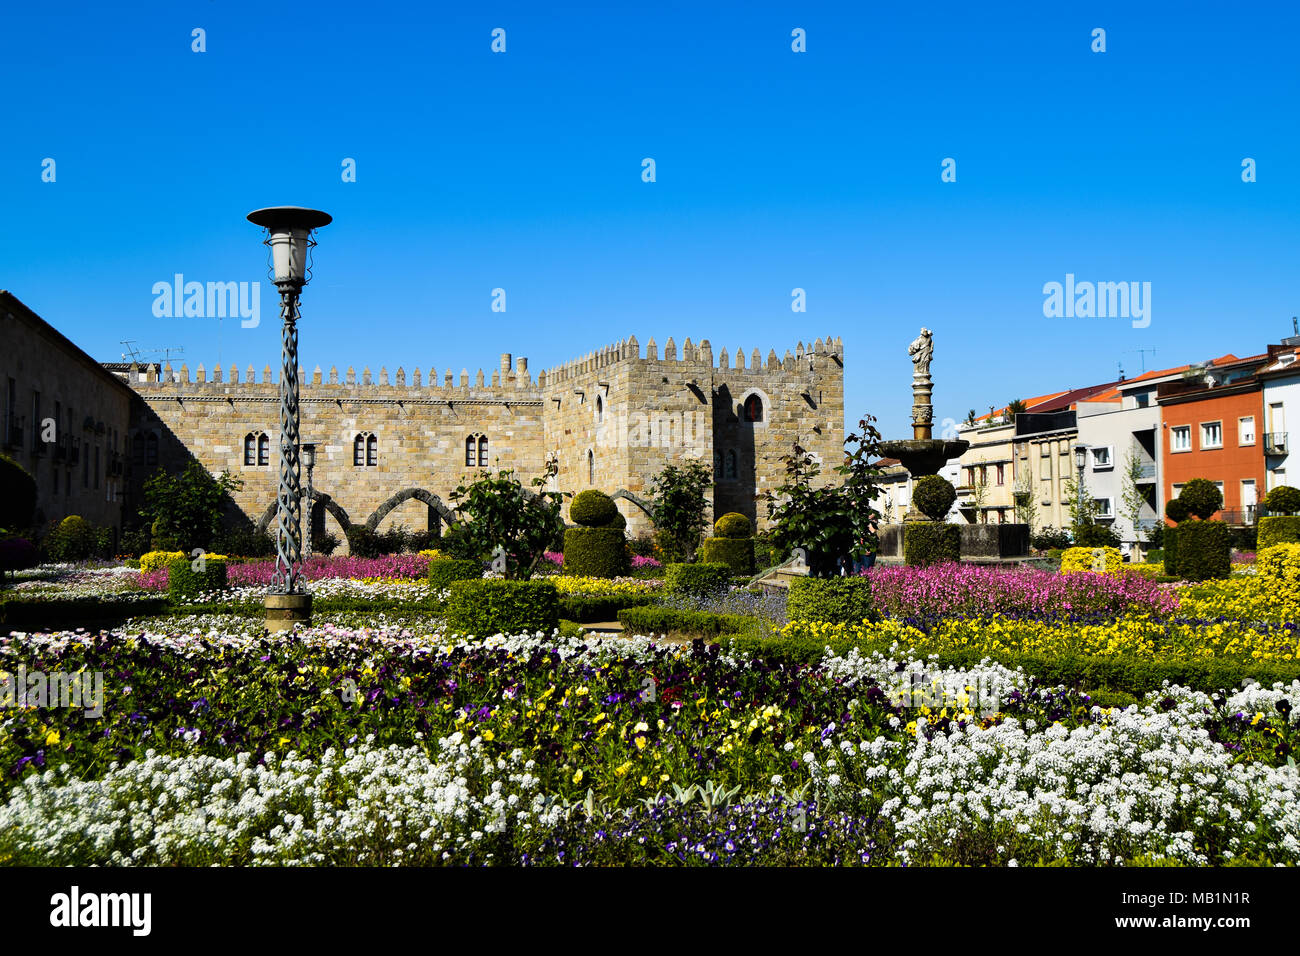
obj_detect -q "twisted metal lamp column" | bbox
[270,286,304,593]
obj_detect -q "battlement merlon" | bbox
[536,335,843,384]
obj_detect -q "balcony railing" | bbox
[1264,432,1288,455]
[1219,506,1258,526]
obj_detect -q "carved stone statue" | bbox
[908,327,934,379]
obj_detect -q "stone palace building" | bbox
[2,290,845,546]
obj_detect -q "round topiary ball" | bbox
[0,454,37,531]
[1263,484,1300,515]
[912,475,957,521]
[713,512,753,539]
[570,489,618,527]
[609,510,627,531]
[1179,478,1223,520]
[1164,497,1190,524]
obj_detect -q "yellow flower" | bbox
[482,729,495,741]
[572,769,584,784]
[44,729,60,746]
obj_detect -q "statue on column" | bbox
[908,327,934,379]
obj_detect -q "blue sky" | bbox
[2,1,1297,437]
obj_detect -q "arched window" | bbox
[258,433,270,466]
[743,394,764,423]
[587,449,595,484]
[726,449,738,479]
[595,394,604,423]
[714,451,723,476]
[243,434,255,466]
[144,433,158,468]
[465,435,476,467]
[355,434,367,467]
[366,434,378,467]
[477,435,488,467]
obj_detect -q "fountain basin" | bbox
[878,439,969,478]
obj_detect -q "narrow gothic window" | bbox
[244,433,256,466]
[134,433,145,466]
[595,394,604,423]
[743,394,764,423]
[145,433,158,468]
[257,433,270,466]
[587,449,595,484]
[465,435,476,467]
[726,450,738,479]
[477,435,488,467]
[366,434,378,467]
[354,434,367,467]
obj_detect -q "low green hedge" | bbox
[0,596,170,630]
[904,522,960,566]
[427,558,483,589]
[664,562,732,596]
[1163,525,1179,576]
[559,593,656,622]
[786,577,875,624]
[1258,516,1300,549]
[616,606,748,637]
[699,537,755,576]
[1173,519,1230,581]
[445,579,559,636]
[563,527,629,578]
[167,557,228,600]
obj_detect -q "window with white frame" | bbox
[1091,446,1113,469]
[1092,497,1114,518]
[1171,426,1191,452]
[1200,421,1223,449]
[1238,416,1255,445]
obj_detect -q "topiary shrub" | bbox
[1256,543,1300,586]
[912,475,957,521]
[1060,546,1122,574]
[713,512,753,539]
[44,516,98,561]
[1163,526,1179,576]
[786,577,876,624]
[570,490,619,527]
[1173,519,1230,581]
[0,538,39,581]
[0,455,37,531]
[427,558,483,590]
[904,523,960,566]
[664,562,731,596]
[1075,522,1120,548]
[345,524,381,558]
[444,579,559,636]
[563,527,629,578]
[700,536,756,576]
[1165,498,1190,524]
[1179,478,1223,520]
[608,510,627,531]
[140,549,186,573]
[1263,484,1300,515]
[166,554,228,599]
[1258,516,1300,549]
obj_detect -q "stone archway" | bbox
[612,489,654,517]
[366,488,457,531]
[257,490,351,534]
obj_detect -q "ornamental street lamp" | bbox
[247,206,331,631]
[301,442,317,558]
[1073,442,1088,538]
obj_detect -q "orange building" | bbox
[1157,355,1268,524]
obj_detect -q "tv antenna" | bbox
[119,341,185,364]
[1124,348,1157,374]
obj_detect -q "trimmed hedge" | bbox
[427,558,483,590]
[1163,526,1180,577]
[1060,546,1122,574]
[0,454,37,530]
[664,562,732,596]
[559,593,657,623]
[912,475,956,521]
[445,579,559,636]
[699,537,755,576]
[563,527,629,578]
[786,577,876,624]
[616,605,748,637]
[166,556,228,599]
[903,523,960,566]
[0,596,171,630]
[1262,485,1300,514]
[1180,478,1223,520]
[1258,516,1300,549]
[570,490,619,527]
[1173,519,1230,581]
[713,513,753,539]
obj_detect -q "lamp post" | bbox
[1073,442,1088,540]
[301,442,316,559]
[247,206,332,631]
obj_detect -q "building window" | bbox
[587,449,595,484]
[995,464,1005,485]
[1200,421,1223,449]
[367,434,378,467]
[145,433,158,469]
[244,432,270,466]
[94,446,100,489]
[726,449,738,479]
[1241,479,1257,520]
[1091,446,1113,469]
[1040,444,1050,458]
[1135,392,1150,408]
[1092,497,1114,518]
[355,433,378,468]
[714,452,723,477]
[595,394,604,424]
[1238,416,1255,446]
[742,394,764,423]
[1171,426,1191,452]
[31,391,41,453]
[464,434,487,468]
[258,434,270,465]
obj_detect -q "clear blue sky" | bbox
[2,1,1297,438]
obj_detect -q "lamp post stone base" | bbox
[265,593,312,632]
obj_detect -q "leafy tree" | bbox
[963,409,977,427]
[448,460,568,579]
[648,459,713,562]
[141,460,242,551]
[1005,399,1028,423]
[1120,447,1149,543]
[1062,472,1098,537]
[1012,473,1038,531]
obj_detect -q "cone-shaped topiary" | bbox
[570,490,619,527]
[0,454,37,531]
[1178,478,1222,520]
[713,512,753,539]
[912,475,957,521]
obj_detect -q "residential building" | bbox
[1258,336,1300,495]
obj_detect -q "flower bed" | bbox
[137,554,431,592]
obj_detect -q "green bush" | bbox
[1031,527,1071,551]
[1173,520,1230,581]
[569,490,619,527]
[0,596,171,630]
[559,593,656,622]
[563,527,629,578]
[44,516,99,561]
[166,555,228,599]
[903,522,960,566]
[0,455,37,531]
[1179,478,1222,519]
[1227,525,1257,552]
[1258,516,1300,549]
[752,533,781,570]
[1165,498,1190,523]
[699,537,755,576]
[713,512,753,539]
[1075,522,1120,548]
[1163,525,1179,576]
[616,605,748,637]
[664,562,732,596]
[786,577,876,624]
[426,558,483,590]
[444,579,559,636]
[1145,548,1164,564]
[608,510,627,531]
[345,524,380,558]
[213,525,276,558]
[912,475,956,521]
[1262,484,1300,515]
